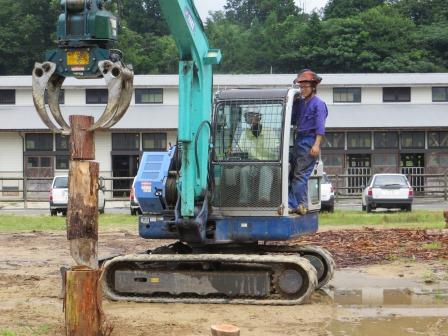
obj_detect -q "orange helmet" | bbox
[295,69,322,85]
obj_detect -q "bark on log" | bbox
[211,324,240,336]
[70,115,95,160]
[65,267,103,336]
[67,160,99,269]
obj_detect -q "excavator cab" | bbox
[31,0,134,134]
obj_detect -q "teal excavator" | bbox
[34,0,335,304]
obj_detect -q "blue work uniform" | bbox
[288,95,328,209]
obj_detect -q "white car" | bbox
[49,175,105,216]
[362,174,413,212]
[320,173,335,212]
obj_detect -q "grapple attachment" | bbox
[32,60,134,134]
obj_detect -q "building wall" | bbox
[16,89,32,105]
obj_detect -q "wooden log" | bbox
[211,324,240,336]
[65,267,103,336]
[67,160,99,269]
[70,115,95,161]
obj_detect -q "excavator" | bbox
[33,0,335,305]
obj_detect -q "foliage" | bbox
[0,0,446,74]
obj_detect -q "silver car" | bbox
[362,174,413,212]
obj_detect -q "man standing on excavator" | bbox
[288,69,328,215]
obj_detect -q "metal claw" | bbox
[88,60,128,131]
[32,62,64,133]
[47,74,71,133]
[97,64,134,129]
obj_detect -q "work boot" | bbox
[296,204,307,215]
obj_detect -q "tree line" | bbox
[0,0,446,75]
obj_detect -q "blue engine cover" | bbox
[134,148,175,213]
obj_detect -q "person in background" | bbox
[236,109,279,205]
[288,69,328,215]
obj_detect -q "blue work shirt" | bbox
[291,96,328,136]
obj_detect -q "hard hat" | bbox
[244,107,262,123]
[295,69,322,84]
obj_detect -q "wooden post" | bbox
[65,115,103,336]
[211,325,240,336]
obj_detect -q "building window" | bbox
[333,88,361,103]
[322,154,343,167]
[112,133,140,150]
[44,89,65,104]
[56,155,69,169]
[432,87,448,102]
[55,134,69,151]
[0,90,15,104]
[135,88,163,104]
[86,89,108,104]
[401,131,425,148]
[347,132,371,149]
[428,131,448,148]
[142,133,167,151]
[372,154,397,166]
[322,132,345,149]
[383,87,411,102]
[25,134,53,151]
[374,132,398,148]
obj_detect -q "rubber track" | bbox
[102,254,317,305]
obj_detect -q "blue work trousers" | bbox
[288,135,316,209]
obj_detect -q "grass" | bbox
[319,210,445,229]
[422,242,443,250]
[0,210,444,232]
[0,214,137,232]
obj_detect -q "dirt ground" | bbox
[0,228,447,336]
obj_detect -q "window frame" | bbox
[142,133,168,151]
[347,132,372,149]
[25,133,53,151]
[400,131,425,149]
[333,87,361,103]
[322,132,345,149]
[86,89,108,104]
[383,87,411,102]
[432,87,448,102]
[428,131,448,148]
[374,131,399,149]
[0,89,15,105]
[111,133,140,151]
[135,88,164,104]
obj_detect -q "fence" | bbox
[1,173,448,207]
[0,176,134,208]
[328,172,448,201]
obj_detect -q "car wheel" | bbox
[130,208,136,216]
[405,204,412,212]
[362,205,366,211]
[50,210,57,216]
[366,204,372,213]
[328,204,335,213]
[99,208,105,214]
[62,210,67,217]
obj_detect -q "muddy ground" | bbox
[1,228,447,336]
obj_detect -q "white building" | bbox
[0,73,447,199]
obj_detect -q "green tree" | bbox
[0,0,59,75]
[224,0,300,27]
[392,0,448,25]
[324,0,384,19]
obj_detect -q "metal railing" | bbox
[0,176,134,208]
[1,172,448,208]
[328,172,448,201]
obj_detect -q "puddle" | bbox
[327,316,448,336]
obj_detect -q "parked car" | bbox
[320,173,335,212]
[49,175,106,216]
[362,174,413,212]
[130,177,142,215]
